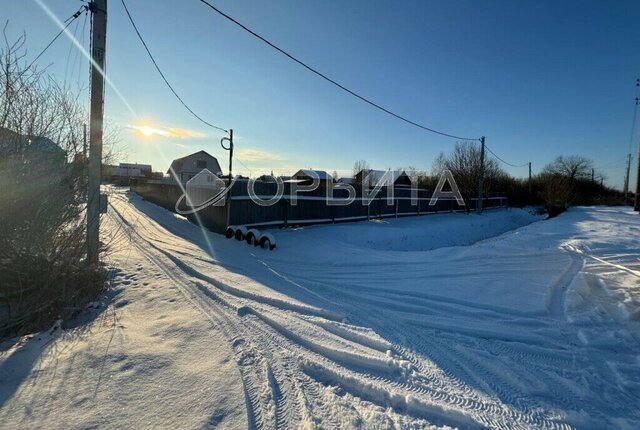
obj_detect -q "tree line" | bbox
[353,141,624,216]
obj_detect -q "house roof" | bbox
[358,169,409,186]
[167,150,221,174]
[292,169,333,181]
[337,177,355,184]
[27,136,65,154]
[0,127,65,155]
[170,150,215,165]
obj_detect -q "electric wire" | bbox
[72,9,89,92]
[195,0,477,141]
[484,144,529,168]
[3,5,87,95]
[120,0,228,134]
[62,9,83,89]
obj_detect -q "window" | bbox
[196,160,207,168]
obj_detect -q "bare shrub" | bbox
[0,27,107,337]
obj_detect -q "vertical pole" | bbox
[87,0,107,265]
[222,129,234,228]
[635,137,640,211]
[228,128,233,181]
[623,153,632,201]
[477,136,485,213]
[528,162,532,198]
[591,168,594,183]
[83,123,87,158]
[634,88,640,211]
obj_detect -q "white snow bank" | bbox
[275,207,541,252]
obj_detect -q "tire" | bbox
[245,229,260,245]
[258,233,276,250]
[234,226,248,241]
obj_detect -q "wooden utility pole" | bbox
[87,0,107,265]
[220,129,234,183]
[635,137,640,211]
[220,129,234,228]
[528,162,532,198]
[228,129,234,180]
[623,153,632,199]
[83,123,87,158]
[476,136,486,213]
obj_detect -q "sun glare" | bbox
[131,124,166,138]
[139,126,155,137]
[129,124,205,139]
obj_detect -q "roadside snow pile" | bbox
[276,208,540,252]
[558,207,640,322]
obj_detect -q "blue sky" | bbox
[4,0,640,188]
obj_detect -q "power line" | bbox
[484,144,529,168]
[7,5,87,90]
[120,0,229,134]
[62,8,83,89]
[195,0,477,141]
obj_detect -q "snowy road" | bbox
[1,191,639,429]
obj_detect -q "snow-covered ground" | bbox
[1,190,639,429]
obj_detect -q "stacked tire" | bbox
[224,226,276,250]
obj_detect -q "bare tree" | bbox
[353,159,369,176]
[398,165,427,188]
[542,155,594,181]
[432,141,507,198]
[352,159,370,184]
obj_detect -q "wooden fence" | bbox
[131,179,507,235]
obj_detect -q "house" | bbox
[112,163,152,179]
[0,127,66,163]
[168,150,222,183]
[185,169,226,207]
[290,169,334,186]
[257,174,278,183]
[355,169,412,188]
[337,176,355,185]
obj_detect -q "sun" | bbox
[139,126,155,137]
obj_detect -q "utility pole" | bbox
[633,82,640,211]
[528,162,532,199]
[623,153,632,200]
[83,123,87,158]
[477,136,485,213]
[87,0,107,265]
[591,168,594,183]
[635,136,640,211]
[220,129,234,183]
[220,129,234,228]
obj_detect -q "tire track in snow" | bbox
[108,204,273,429]
[110,197,400,428]
[547,250,584,319]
